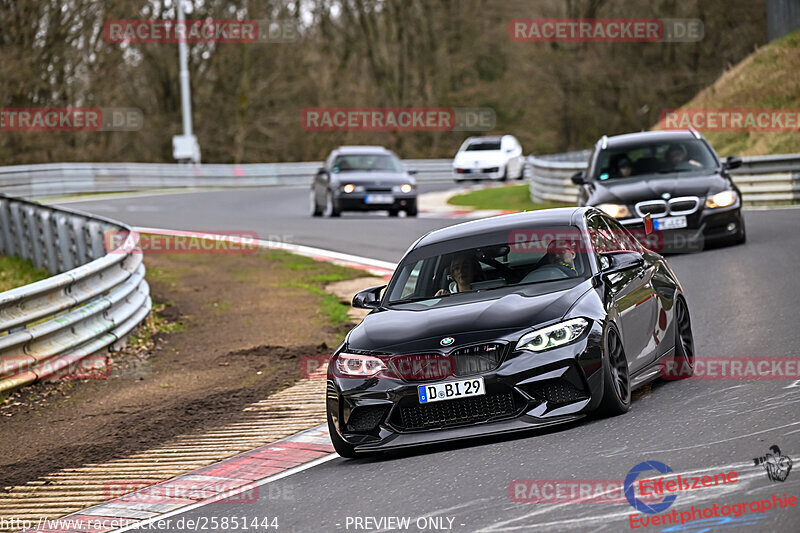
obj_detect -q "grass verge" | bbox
[447,184,571,211]
[0,255,51,292]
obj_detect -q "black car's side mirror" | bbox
[406,168,418,175]
[600,252,644,274]
[724,156,742,170]
[571,171,586,185]
[352,285,386,309]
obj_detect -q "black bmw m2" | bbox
[326,208,695,457]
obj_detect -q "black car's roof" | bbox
[415,207,589,248]
[602,130,700,149]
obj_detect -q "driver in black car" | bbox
[545,241,578,276]
[435,253,484,296]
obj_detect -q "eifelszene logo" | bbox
[624,461,677,514]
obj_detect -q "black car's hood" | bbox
[331,171,413,185]
[347,281,592,353]
[590,171,727,204]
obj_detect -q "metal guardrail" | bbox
[0,194,151,394]
[0,160,456,199]
[529,152,800,206]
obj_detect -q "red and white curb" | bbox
[20,426,335,533]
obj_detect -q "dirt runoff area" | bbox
[0,249,375,489]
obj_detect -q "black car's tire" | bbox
[671,297,695,379]
[388,208,400,217]
[310,190,322,217]
[406,201,418,217]
[324,190,340,217]
[598,326,631,417]
[327,409,357,458]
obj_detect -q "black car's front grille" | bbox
[520,378,588,405]
[636,200,668,217]
[365,187,393,192]
[396,392,517,430]
[388,343,506,382]
[451,343,505,377]
[346,405,388,432]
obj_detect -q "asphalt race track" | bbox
[62,187,800,532]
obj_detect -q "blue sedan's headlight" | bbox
[516,318,589,352]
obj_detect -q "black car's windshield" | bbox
[592,139,717,181]
[387,229,590,305]
[464,141,501,151]
[332,154,403,172]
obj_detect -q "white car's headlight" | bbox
[516,318,589,352]
[705,190,737,209]
[334,352,386,377]
[597,204,630,218]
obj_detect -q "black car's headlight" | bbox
[705,190,737,209]
[516,318,589,352]
[597,204,630,218]
[392,184,414,194]
[334,352,386,376]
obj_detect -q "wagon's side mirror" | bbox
[571,171,586,185]
[352,285,386,309]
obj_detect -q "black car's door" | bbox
[591,213,659,374]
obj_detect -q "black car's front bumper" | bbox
[334,192,417,212]
[326,325,605,454]
[619,204,743,252]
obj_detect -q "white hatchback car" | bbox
[452,135,525,182]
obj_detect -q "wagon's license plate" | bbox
[654,216,687,230]
[418,377,485,404]
[364,194,394,204]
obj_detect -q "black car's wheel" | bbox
[671,297,695,378]
[405,201,418,217]
[327,409,357,458]
[323,190,340,217]
[598,326,631,416]
[388,208,400,217]
[310,189,322,217]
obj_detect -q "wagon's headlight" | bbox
[342,184,365,193]
[393,184,414,194]
[705,190,737,209]
[597,204,630,218]
[516,318,589,352]
[334,352,386,376]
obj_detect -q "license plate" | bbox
[365,194,394,204]
[654,216,687,230]
[418,377,485,404]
